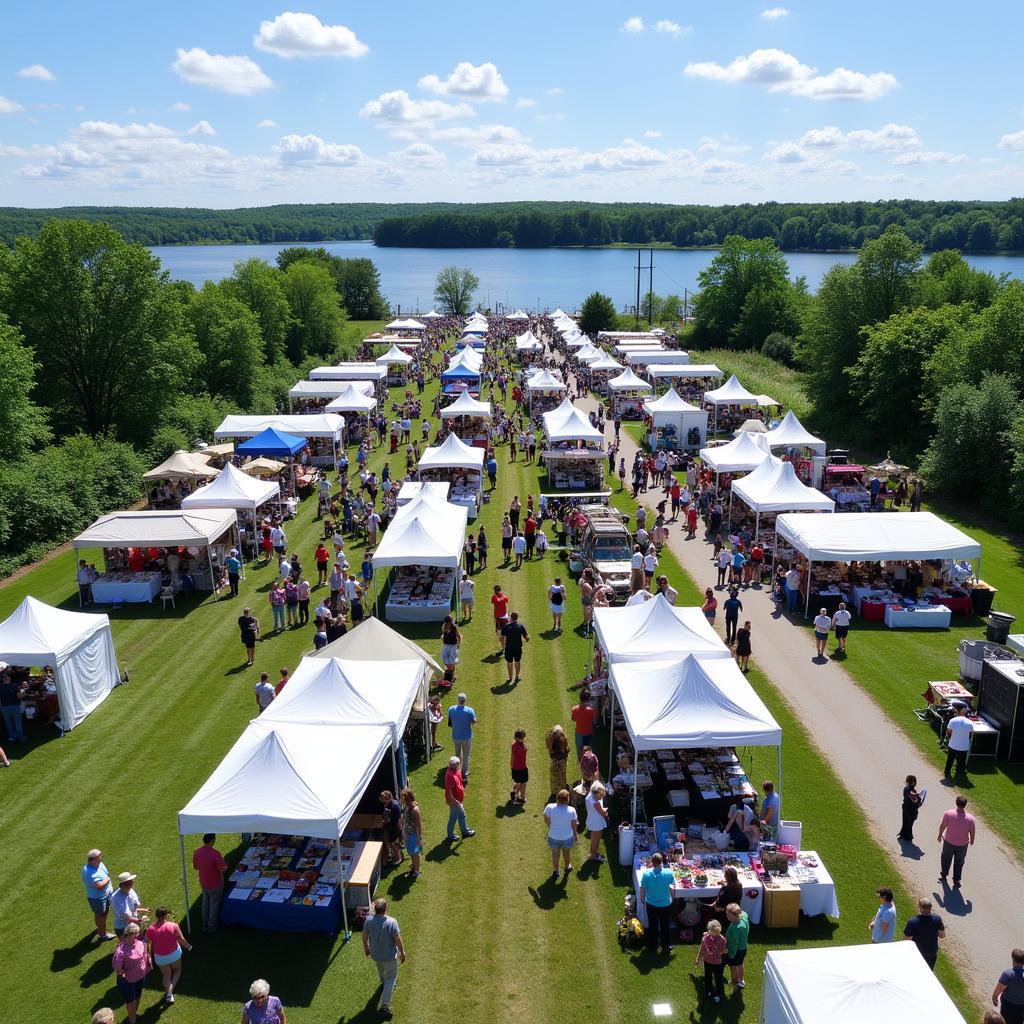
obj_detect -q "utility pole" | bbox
[635,248,641,331]
[648,248,654,328]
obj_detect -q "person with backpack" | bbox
[548,577,567,632]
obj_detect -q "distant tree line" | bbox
[0,219,387,575]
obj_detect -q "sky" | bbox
[2,1,1023,208]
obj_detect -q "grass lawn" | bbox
[0,363,975,1023]
[687,349,811,422]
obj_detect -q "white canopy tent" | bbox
[514,330,543,352]
[643,388,708,451]
[526,368,567,392]
[564,331,589,348]
[761,943,967,1024]
[181,461,279,514]
[704,374,759,434]
[325,384,378,415]
[756,394,780,408]
[448,346,483,370]
[0,596,120,733]
[589,352,623,372]
[177,718,392,936]
[574,343,603,363]
[418,432,485,472]
[765,410,827,456]
[287,379,375,404]
[214,413,344,466]
[730,457,835,537]
[542,402,604,445]
[594,595,730,664]
[375,343,414,366]
[609,654,782,820]
[439,391,493,419]
[310,363,388,383]
[607,367,653,393]
[509,309,529,320]
[775,511,982,616]
[626,350,690,367]
[700,430,772,476]
[386,318,426,332]
[396,481,450,506]
[648,363,723,384]
[420,309,443,320]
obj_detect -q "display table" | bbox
[449,485,481,519]
[884,603,952,629]
[343,840,383,909]
[91,571,162,604]
[927,680,973,704]
[967,716,1000,761]
[860,598,886,622]
[852,587,894,616]
[386,566,455,622]
[834,488,871,507]
[810,590,844,617]
[774,850,840,918]
[920,588,973,616]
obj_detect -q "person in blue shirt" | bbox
[224,549,242,598]
[723,590,743,645]
[640,852,674,952]
[81,848,116,940]
[447,693,477,782]
[486,455,498,490]
[730,549,746,587]
[869,886,896,942]
[361,554,373,586]
[760,780,781,840]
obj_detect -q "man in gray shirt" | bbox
[363,898,406,1020]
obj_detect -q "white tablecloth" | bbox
[633,853,764,925]
[91,572,162,604]
[787,850,840,918]
[884,604,951,629]
[852,586,893,613]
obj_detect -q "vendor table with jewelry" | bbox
[90,571,163,604]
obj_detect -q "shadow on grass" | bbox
[528,876,569,910]
[934,883,973,918]
[490,679,517,695]
[384,871,415,903]
[424,840,459,865]
[480,652,503,665]
[50,932,100,973]
[494,800,524,819]
[335,988,385,1023]
[676,972,746,1022]
[539,628,561,641]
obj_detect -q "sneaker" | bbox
[565,864,573,874]
[552,870,559,881]
[510,790,516,802]
[592,854,606,863]
[737,981,745,989]
[381,1007,393,1021]
[462,829,476,838]
[165,993,175,1004]
[100,933,116,941]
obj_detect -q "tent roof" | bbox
[177,720,392,839]
[236,426,306,457]
[704,373,759,405]
[762,943,967,1024]
[593,594,731,664]
[288,379,373,400]
[396,481,450,504]
[325,384,378,414]
[527,368,568,392]
[648,363,723,378]
[589,353,624,371]
[372,496,468,568]
[543,403,604,444]
[449,346,483,367]
[735,419,768,435]
[440,363,481,380]
[375,343,414,365]
[564,331,589,347]
[610,654,782,749]
[216,415,343,440]
[608,367,653,392]
[776,510,981,562]
[419,431,485,469]
[75,508,236,549]
[700,430,772,473]
[515,330,543,350]
[314,615,442,673]
[575,344,602,362]
[181,461,280,511]
[143,450,215,482]
[242,457,285,476]
[765,410,826,455]
[386,318,425,331]
[260,656,424,745]
[420,309,443,319]
[439,391,492,418]
[509,309,529,319]
[0,595,110,663]
[756,394,779,407]
[644,388,702,414]
[310,364,388,381]
[732,458,836,514]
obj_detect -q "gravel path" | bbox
[577,393,1021,1008]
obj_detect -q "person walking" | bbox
[401,788,423,880]
[427,694,443,751]
[868,886,896,942]
[82,848,115,940]
[440,614,462,686]
[512,530,527,568]
[937,794,976,888]
[362,899,406,1022]
[237,607,259,668]
[241,979,287,1024]
[898,775,922,843]
[723,588,742,645]
[735,621,752,672]
[813,607,832,658]
[444,756,475,841]
[696,919,728,1002]
[510,729,529,805]
[269,581,286,633]
[112,923,150,1024]
[501,611,529,683]
[832,602,852,655]
[585,781,609,863]
[491,584,510,651]
[724,904,749,989]
[944,707,975,780]
[992,949,1024,1024]
[715,548,731,588]
[640,852,674,954]
[543,788,579,881]
[254,672,275,713]
[546,725,570,797]
[701,588,718,627]
[902,897,945,971]
[225,549,242,598]
[458,573,475,622]
[548,577,567,632]
[147,907,191,1005]
[570,690,596,760]
[192,833,227,933]
[447,693,476,781]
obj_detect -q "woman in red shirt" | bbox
[147,907,192,1005]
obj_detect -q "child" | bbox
[695,919,728,1003]
[510,729,529,805]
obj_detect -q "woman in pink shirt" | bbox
[147,906,192,1005]
[695,919,728,1003]
[112,922,150,1023]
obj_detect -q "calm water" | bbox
[150,240,1024,314]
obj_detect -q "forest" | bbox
[4,199,1024,252]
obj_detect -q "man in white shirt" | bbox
[279,556,292,581]
[717,548,731,588]
[254,674,275,712]
[944,707,974,779]
[270,525,287,565]
[655,576,679,605]
[512,531,527,568]
[784,566,802,612]
[831,602,852,655]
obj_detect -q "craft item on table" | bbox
[260,889,289,904]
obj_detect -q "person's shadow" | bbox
[896,837,924,860]
[528,876,568,910]
[935,883,973,917]
[490,680,517,695]
[50,932,98,973]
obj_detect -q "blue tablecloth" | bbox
[221,886,342,934]
[91,574,162,603]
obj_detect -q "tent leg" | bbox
[777,745,783,799]
[338,839,351,941]
[391,745,399,792]
[804,560,812,619]
[631,759,638,826]
[755,511,760,543]
[728,488,733,531]
[179,834,192,934]
[207,545,218,602]
[608,690,616,776]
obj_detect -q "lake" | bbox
[149,240,1024,314]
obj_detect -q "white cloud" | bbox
[257,119,279,128]
[798,123,920,152]
[426,123,527,147]
[172,47,273,95]
[761,7,789,19]
[17,64,56,81]
[187,120,216,136]
[418,62,508,102]
[77,120,177,139]
[170,101,191,112]
[698,158,745,175]
[360,90,473,128]
[0,96,24,114]
[699,133,751,155]
[799,125,846,148]
[274,133,363,165]
[643,130,662,138]
[764,141,807,162]
[891,150,968,165]
[655,20,689,35]
[622,16,644,33]
[390,142,445,167]
[544,87,563,96]
[998,130,1024,152]
[515,98,537,109]
[536,112,567,122]
[685,48,898,101]
[254,12,368,59]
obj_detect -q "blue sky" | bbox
[2,1,1022,207]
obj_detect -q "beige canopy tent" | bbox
[241,457,285,478]
[143,451,217,505]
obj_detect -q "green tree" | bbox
[281,261,348,362]
[578,292,618,336]
[780,216,811,250]
[0,313,51,459]
[224,258,292,362]
[275,248,388,320]
[857,226,923,324]
[918,250,1001,311]
[189,283,265,407]
[434,266,480,316]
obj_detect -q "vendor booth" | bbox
[542,400,606,491]
[373,490,468,621]
[514,330,543,360]
[324,385,377,448]
[418,431,485,516]
[178,719,393,936]
[765,410,827,460]
[526,368,568,418]
[574,342,603,365]
[644,388,707,451]
[700,430,772,483]
[704,374,759,435]
[216,415,344,467]
[74,508,239,602]
[626,349,689,369]
[762,943,967,1024]
[396,481,450,507]
[647,363,724,402]
[375,343,414,385]
[438,390,492,447]
[588,352,624,394]
[730,457,835,539]
[0,596,120,734]
[607,367,653,419]
[385,318,426,335]
[309,364,388,398]
[288,379,375,413]
[594,595,730,665]
[440,362,481,398]
[143,451,217,508]
[774,511,982,618]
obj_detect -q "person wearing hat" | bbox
[111,871,149,937]
[81,849,116,940]
[444,755,475,841]
[225,548,242,598]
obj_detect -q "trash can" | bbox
[987,611,1016,644]
[970,582,997,617]
[618,824,635,866]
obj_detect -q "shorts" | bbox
[154,947,182,967]
[726,948,747,966]
[87,893,112,915]
[814,630,828,642]
[385,829,401,845]
[504,649,522,664]
[511,768,529,784]
[495,615,510,632]
[117,977,145,1002]
[405,832,421,856]
[834,625,848,639]
[461,595,474,606]
[502,538,513,551]
[441,643,460,665]
[549,602,564,615]
[274,544,285,554]
[547,836,576,849]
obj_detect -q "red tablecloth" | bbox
[927,594,972,616]
[860,598,886,621]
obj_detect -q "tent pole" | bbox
[391,743,399,792]
[74,542,82,607]
[631,757,638,825]
[755,511,760,543]
[337,838,350,941]
[804,559,812,619]
[777,745,783,799]
[178,834,191,934]
[207,545,218,602]
[728,487,733,531]
[608,689,615,776]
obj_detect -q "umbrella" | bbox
[241,457,285,477]
[868,452,909,477]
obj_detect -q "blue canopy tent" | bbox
[440,363,482,397]
[236,427,306,496]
